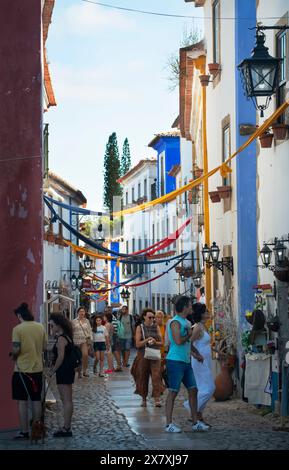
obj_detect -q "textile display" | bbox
[244,353,272,406]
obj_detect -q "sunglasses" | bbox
[147,316,155,319]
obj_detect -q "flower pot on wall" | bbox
[217,186,232,199]
[208,62,221,77]
[199,74,211,87]
[209,191,221,203]
[271,123,288,140]
[259,132,274,148]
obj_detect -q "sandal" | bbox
[141,400,147,407]
[53,427,73,437]
[154,401,162,408]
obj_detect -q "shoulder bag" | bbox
[141,325,161,360]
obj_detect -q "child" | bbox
[92,315,109,377]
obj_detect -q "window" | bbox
[132,187,135,203]
[184,177,188,215]
[161,296,166,313]
[276,30,287,123]
[173,215,177,249]
[133,299,136,315]
[144,179,147,198]
[139,300,143,314]
[222,125,230,186]
[157,222,160,242]
[157,295,160,311]
[167,295,171,315]
[160,154,165,196]
[152,295,155,310]
[138,182,141,199]
[212,0,220,64]
[58,202,63,237]
[152,223,155,245]
[125,191,128,206]
[151,181,157,200]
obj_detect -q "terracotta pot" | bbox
[271,123,288,140]
[217,185,232,199]
[259,133,274,148]
[209,190,221,203]
[199,74,211,87]
[214,361,234,401]
[208,62,220,77]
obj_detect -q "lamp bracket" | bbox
[205,257,234,276]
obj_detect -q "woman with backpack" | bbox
[49,314,76,437]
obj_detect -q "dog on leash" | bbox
[30,419,47,444]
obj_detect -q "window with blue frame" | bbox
[276,29,287,124]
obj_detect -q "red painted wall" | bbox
[0,1,43,430]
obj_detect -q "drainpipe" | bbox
[195,56,212,311]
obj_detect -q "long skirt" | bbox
[131,351,163,399]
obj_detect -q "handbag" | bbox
[141,325,161,361]
[79,320,92,346]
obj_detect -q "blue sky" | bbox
[46,0,202,209]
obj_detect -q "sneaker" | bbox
[165,423,182,433]
[192,420,209,432]
[104,369,114,374]
[99,373,105,377]
[13,431,29,439]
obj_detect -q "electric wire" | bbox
[80,0,281,21]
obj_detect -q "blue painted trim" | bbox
[235,0,257,331]
[109,242,120,303]
[151,136,180,196]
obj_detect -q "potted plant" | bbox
[208,63,221,77]
[259,130,274,148]
[199,74,211,86]
[217,186,232,199]
[209,190,221,203]
[271,122,288,140]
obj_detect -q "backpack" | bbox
[70,344,82,369]
[116,319,125,339]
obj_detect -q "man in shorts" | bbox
[11,303,47,439]
[165,296,209,433]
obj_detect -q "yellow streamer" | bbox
[112,99,289,217]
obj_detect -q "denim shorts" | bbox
[119,338,132,352]
[166,359,197,392]
[93,342,106,352]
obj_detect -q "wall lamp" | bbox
[202,242,234,275]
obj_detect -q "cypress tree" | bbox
[103,132,122,212]
[120,137,131,176]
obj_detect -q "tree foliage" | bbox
[103,132,122,212]
[120,138,131,176]
[166,25,202,91]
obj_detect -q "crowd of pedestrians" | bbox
[10,295,215,439]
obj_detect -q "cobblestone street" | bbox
[1,358,289,451]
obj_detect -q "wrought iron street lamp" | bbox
[238,26,288,117]
[273,240,286,265]
[70,274,77,291]
[193,274,202,288]
[84,255,92,270]
[260,236,289,271]
[260,244,272,267]
[77,275,83,290]
[201,242,234,275]
[120,287,130,302]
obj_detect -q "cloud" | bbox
[50,63,131,104]
[63,3,135,35]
